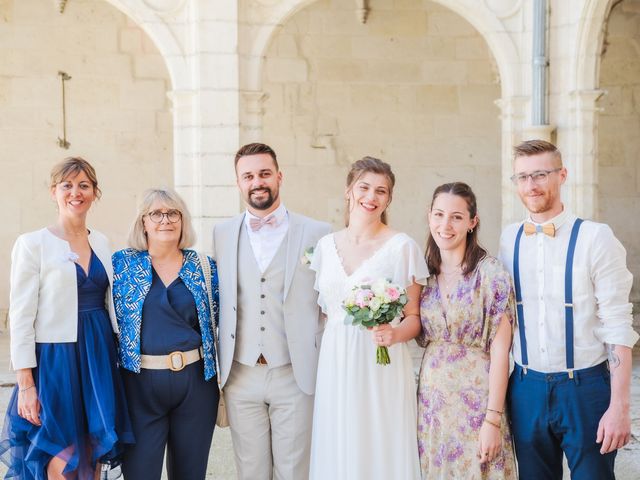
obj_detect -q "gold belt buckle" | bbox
[168,351,186,371]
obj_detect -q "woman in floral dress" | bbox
[417,182,516,479]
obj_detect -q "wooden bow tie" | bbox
[523,222,555,237]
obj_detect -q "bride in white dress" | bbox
[309,157,428,480]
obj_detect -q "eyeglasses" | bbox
[146,209,182,223]
[510,168,562,185]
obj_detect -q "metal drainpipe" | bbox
[532,0,548,126]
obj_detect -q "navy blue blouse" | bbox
[140,268,202,355]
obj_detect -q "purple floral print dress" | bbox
[417,256,517,479]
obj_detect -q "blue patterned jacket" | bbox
[112,248,219,380]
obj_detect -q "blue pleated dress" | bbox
[0,252,134,479]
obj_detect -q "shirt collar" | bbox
[526,205,570,229]
[244,203,288,228]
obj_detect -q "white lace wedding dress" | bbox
[309,232,428,480]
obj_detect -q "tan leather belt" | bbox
[140,347,203,372]
[256,354,268,365]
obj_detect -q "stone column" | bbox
[190,0,243,251]
[495,95,528,226]
[568,88,605,220]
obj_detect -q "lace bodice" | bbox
[310,232,429,325]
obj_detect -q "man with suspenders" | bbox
[499,140,638,479]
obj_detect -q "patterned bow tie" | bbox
[523,222,555,237]
[249,215,277,232]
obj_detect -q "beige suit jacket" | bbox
[212,211,331,395]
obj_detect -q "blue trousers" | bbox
[508,362,615,480]
[121,361,219,480]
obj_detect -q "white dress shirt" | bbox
[499,209,638,373]
[244,204,289,273]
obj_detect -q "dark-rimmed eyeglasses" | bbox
[510,168,562,185]
[146,209,182,223]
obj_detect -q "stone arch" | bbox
[570,0,615,219]
[0,0,176,323]
[251,0,511,252]
[593,0,640,330]
[575,0,615,92]
[102,0,189,89]
[245,0,518,97]
[241,0,522,229]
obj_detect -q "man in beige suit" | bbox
[212,143,331,480]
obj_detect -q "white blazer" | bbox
[9,228,118,370]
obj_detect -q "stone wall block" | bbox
[265,58,308,83]
[11,77,59,108]
[597,137,626,167]
[320,11,369,36]
[465,59,500,84]
[415,85,459,114]
[632,85,640,112]
[421,60,467,84]
[315,59,365,82]
[365,59,422,83]
[597,166,637,196]
[350,84,399,112]
[276,34,299,57]
[69,77,121,108]
[607,10,640,38]
[458,84,500,114]
[455,36,491,60]
[120,80,168,110]
[118,28,143,53]
[599,58,640,85]
[367,11,428,37]
[0,77,11,106]
[351,36,422,59]
[314,83,350,111]
[262,84,284,113]
[423,36,458,59]
[427,11,477,37]
[283,11,314,35]
[134,54,169,79]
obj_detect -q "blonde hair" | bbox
[513,139,563,167]
[127,188,196,251]
[50,156,102,199]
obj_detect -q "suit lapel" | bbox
[226,214,244,307]
[284,213,304,300]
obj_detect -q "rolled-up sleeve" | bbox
[9,236,40,370]
[591,224,639,348]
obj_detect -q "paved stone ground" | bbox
[0,333,637,479]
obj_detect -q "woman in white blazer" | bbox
[0,157,133,480]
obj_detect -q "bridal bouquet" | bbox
[342,278,408,365]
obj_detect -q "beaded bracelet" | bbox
[484,418,501,429]
[18,385,35,392]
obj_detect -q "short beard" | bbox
[521,192,554,215]
[248,188,278,211]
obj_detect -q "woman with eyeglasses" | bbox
[0,157,134,479]
[112,188,220,480]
